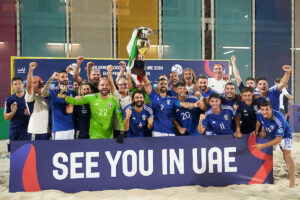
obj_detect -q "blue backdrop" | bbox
[10,135,273,193]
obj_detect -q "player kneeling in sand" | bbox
[252,100,295,188]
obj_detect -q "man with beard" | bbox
[253,100,295,188]
[231,55,256,91]
[71,82,92,139]
[256,65,291,111]
[127,72,150,105]
[173,82,206,135]
[124,91,154,137]
[4,76,30,151]
[42,70,75,140]
[221,82,239,108]
[208,63,228,94]
[25,62,49,140]
[74,56,100,93]
[235,87,259,136]
[167,71,179,97]
[61,78,124,140]
[143,75,202,137]
[181,68,197,94]
[194,74,216,100]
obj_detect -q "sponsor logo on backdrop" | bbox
[17,67,26,74]
[171,64,183,75]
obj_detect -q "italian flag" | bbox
[126,28,142,83]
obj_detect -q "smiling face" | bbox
[90,70,100,85]
[198,78,208,92]
[183,70,193,84]
[176,86,187,97]
[117,78,128,93]
[225,84,236,99]
[133,92,145,108]
[257,80,268,95]
[58,72,69,85]
[80,84,91,96]
[246,79,256,89]
[241,91,253,105]
[213,64,224,77]
[157,80,168,93]
[260,105,272,120]
[209,97,221,110]
[98,78,111,96]
[169,72,179,86]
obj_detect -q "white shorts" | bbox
[273,138,292,151]
[52,129,74,140]
[152,131,175,137]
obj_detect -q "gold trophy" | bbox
[131,27,153,77]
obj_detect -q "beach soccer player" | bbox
[253,100,295,188]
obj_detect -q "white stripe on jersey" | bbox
[186,94,199,101]
[4,101,7,113]
[205,109,213,115]
[221,105,233,112]
[144,105,153,116]
[274,116,283,128]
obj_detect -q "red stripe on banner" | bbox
[204,60,214,77]
[22,144,41,192]
[248,135,273,185]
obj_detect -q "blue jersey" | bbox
[167,87,177,97]
[236,99,259,134]
[149,88,177,134]
[175,95,202,135]
[220,94,238,131]
[202,105,234,135]
[257,110,292,139]
[257,85,281,111]
[73,104,91,139]
[4,93,30,140]
[124,105,153,137]
[49,86,74,132]
[220,94,239,108]
[201,88,216,99]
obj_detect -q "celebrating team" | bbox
[4,55,295,187]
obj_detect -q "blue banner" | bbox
[12,57,229,88]
[10,135,273,193]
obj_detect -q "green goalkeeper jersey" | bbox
[66,93,124,139]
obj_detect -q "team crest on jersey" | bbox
[224,115,229,120]
[167,100,171,105]
[142,115,146,120]
[108,103,112,109]
[253,105,258,112]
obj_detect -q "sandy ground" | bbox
[0,136,299,200]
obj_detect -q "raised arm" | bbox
[73,56,84,85]
[126,72,134,91]
[278,65,292,91]
[107,65,117,95]
[26,62,38,95]
[116,61,126,83]
[231,55,242,87]
[86,61,94,82]
[197,114,206,134]
[123,108,132,131]
[142,74,152,95]
[41,72,58,97]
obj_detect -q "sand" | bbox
[0,136,299,200]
